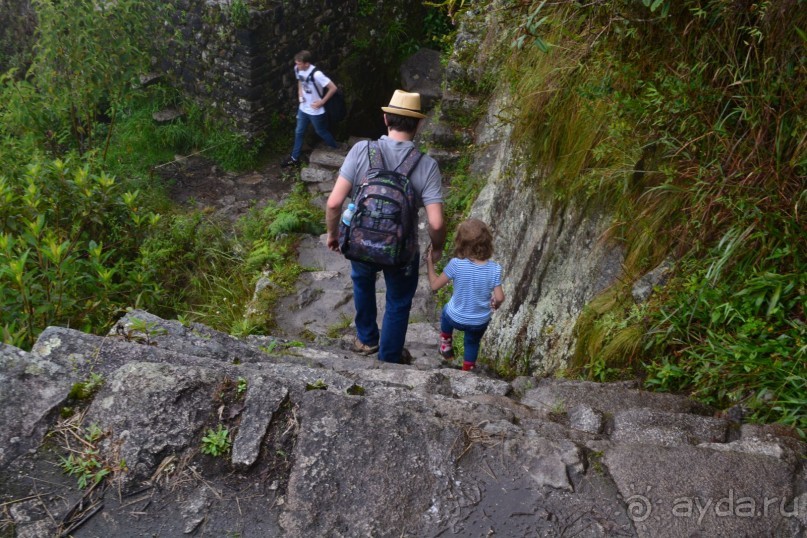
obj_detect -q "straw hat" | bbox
[381,90,426,119]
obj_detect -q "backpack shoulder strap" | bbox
[394,147,423,178]
[307,67,324,98]
[351,141,383,200]
[367,140,385,170]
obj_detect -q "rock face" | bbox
[449,49,624,372]
[1,311,804,537]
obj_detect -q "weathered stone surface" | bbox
[307,146,348,170]
[400,48,443,110]
[111,309,270,364]
[610,408,728,446]
[2,309,804,537]
[440,368,512,397]
[278,389,461,536]
[300,165,334,184]
[86,361,222,479]
[603,444,802,537]
[569,404,604,434]
[231,376,289,469]
[469,87,625,373]
[632,258,674,304]
[503,433,583,491]
[699,438,803,465]
[521,379,711,416]
[440,91,481,124]
[0,344,70,469]
[426,146,464,168]
[424,120,473,149]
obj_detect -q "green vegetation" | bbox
[305,379,328,391]
[55,419,126,488]
[507,1,805,432]
[0,0,315,349]
[68,373,105,401]
[237,376,248,397]
[201,424,231,457]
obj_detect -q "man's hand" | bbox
[429,246,443,264]
[326,233,340,252]
[325,176,354,253]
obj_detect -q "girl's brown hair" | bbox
[453,219,494,260]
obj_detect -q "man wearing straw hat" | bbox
[325,90,446,364]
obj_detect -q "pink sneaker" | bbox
[439,334,454,359]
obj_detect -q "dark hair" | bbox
[453,219,494,260]
[384,113,420,134]
[294,50,312,63]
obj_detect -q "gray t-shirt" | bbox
[338,136,443,208]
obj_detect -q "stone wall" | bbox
[164,0,430,139]
[0,0,36,73]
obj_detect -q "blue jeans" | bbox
[440,306,489,364]
[291,109,337,159]
[350,253,420,363]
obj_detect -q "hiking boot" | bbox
[399,348,413,365]
[280,156,301,168]
[351,338,379,355]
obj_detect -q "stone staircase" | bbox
[2,308,804,537]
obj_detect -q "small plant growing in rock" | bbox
[68,372,105,400]
[305,379,327,391]
[57,421,125,488]
[236,377,247,397]
[61,449,109,489]
[201,424,231,457]
[588,450,605,475]
[326,314,352,339]
[120,316,167,345]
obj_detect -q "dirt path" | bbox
[160,147,445,366]
[160,153,295,222]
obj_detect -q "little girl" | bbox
[426,218,505,371]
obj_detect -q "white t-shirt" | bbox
[295,65,331,116]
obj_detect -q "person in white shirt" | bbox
[281,50,339,167]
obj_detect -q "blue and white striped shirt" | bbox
[444,258,502,326]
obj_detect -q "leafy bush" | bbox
[0,155,161,348]
[21,0,173,154]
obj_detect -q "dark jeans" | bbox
[291,109,337,159]
[350,253,419,363]
[440,306,489,364]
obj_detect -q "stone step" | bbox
[521,378,712,417]
[308,145,349,170]
[300,166,335,184]
[609,407,729,447]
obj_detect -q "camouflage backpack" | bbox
[338,141,422,267]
